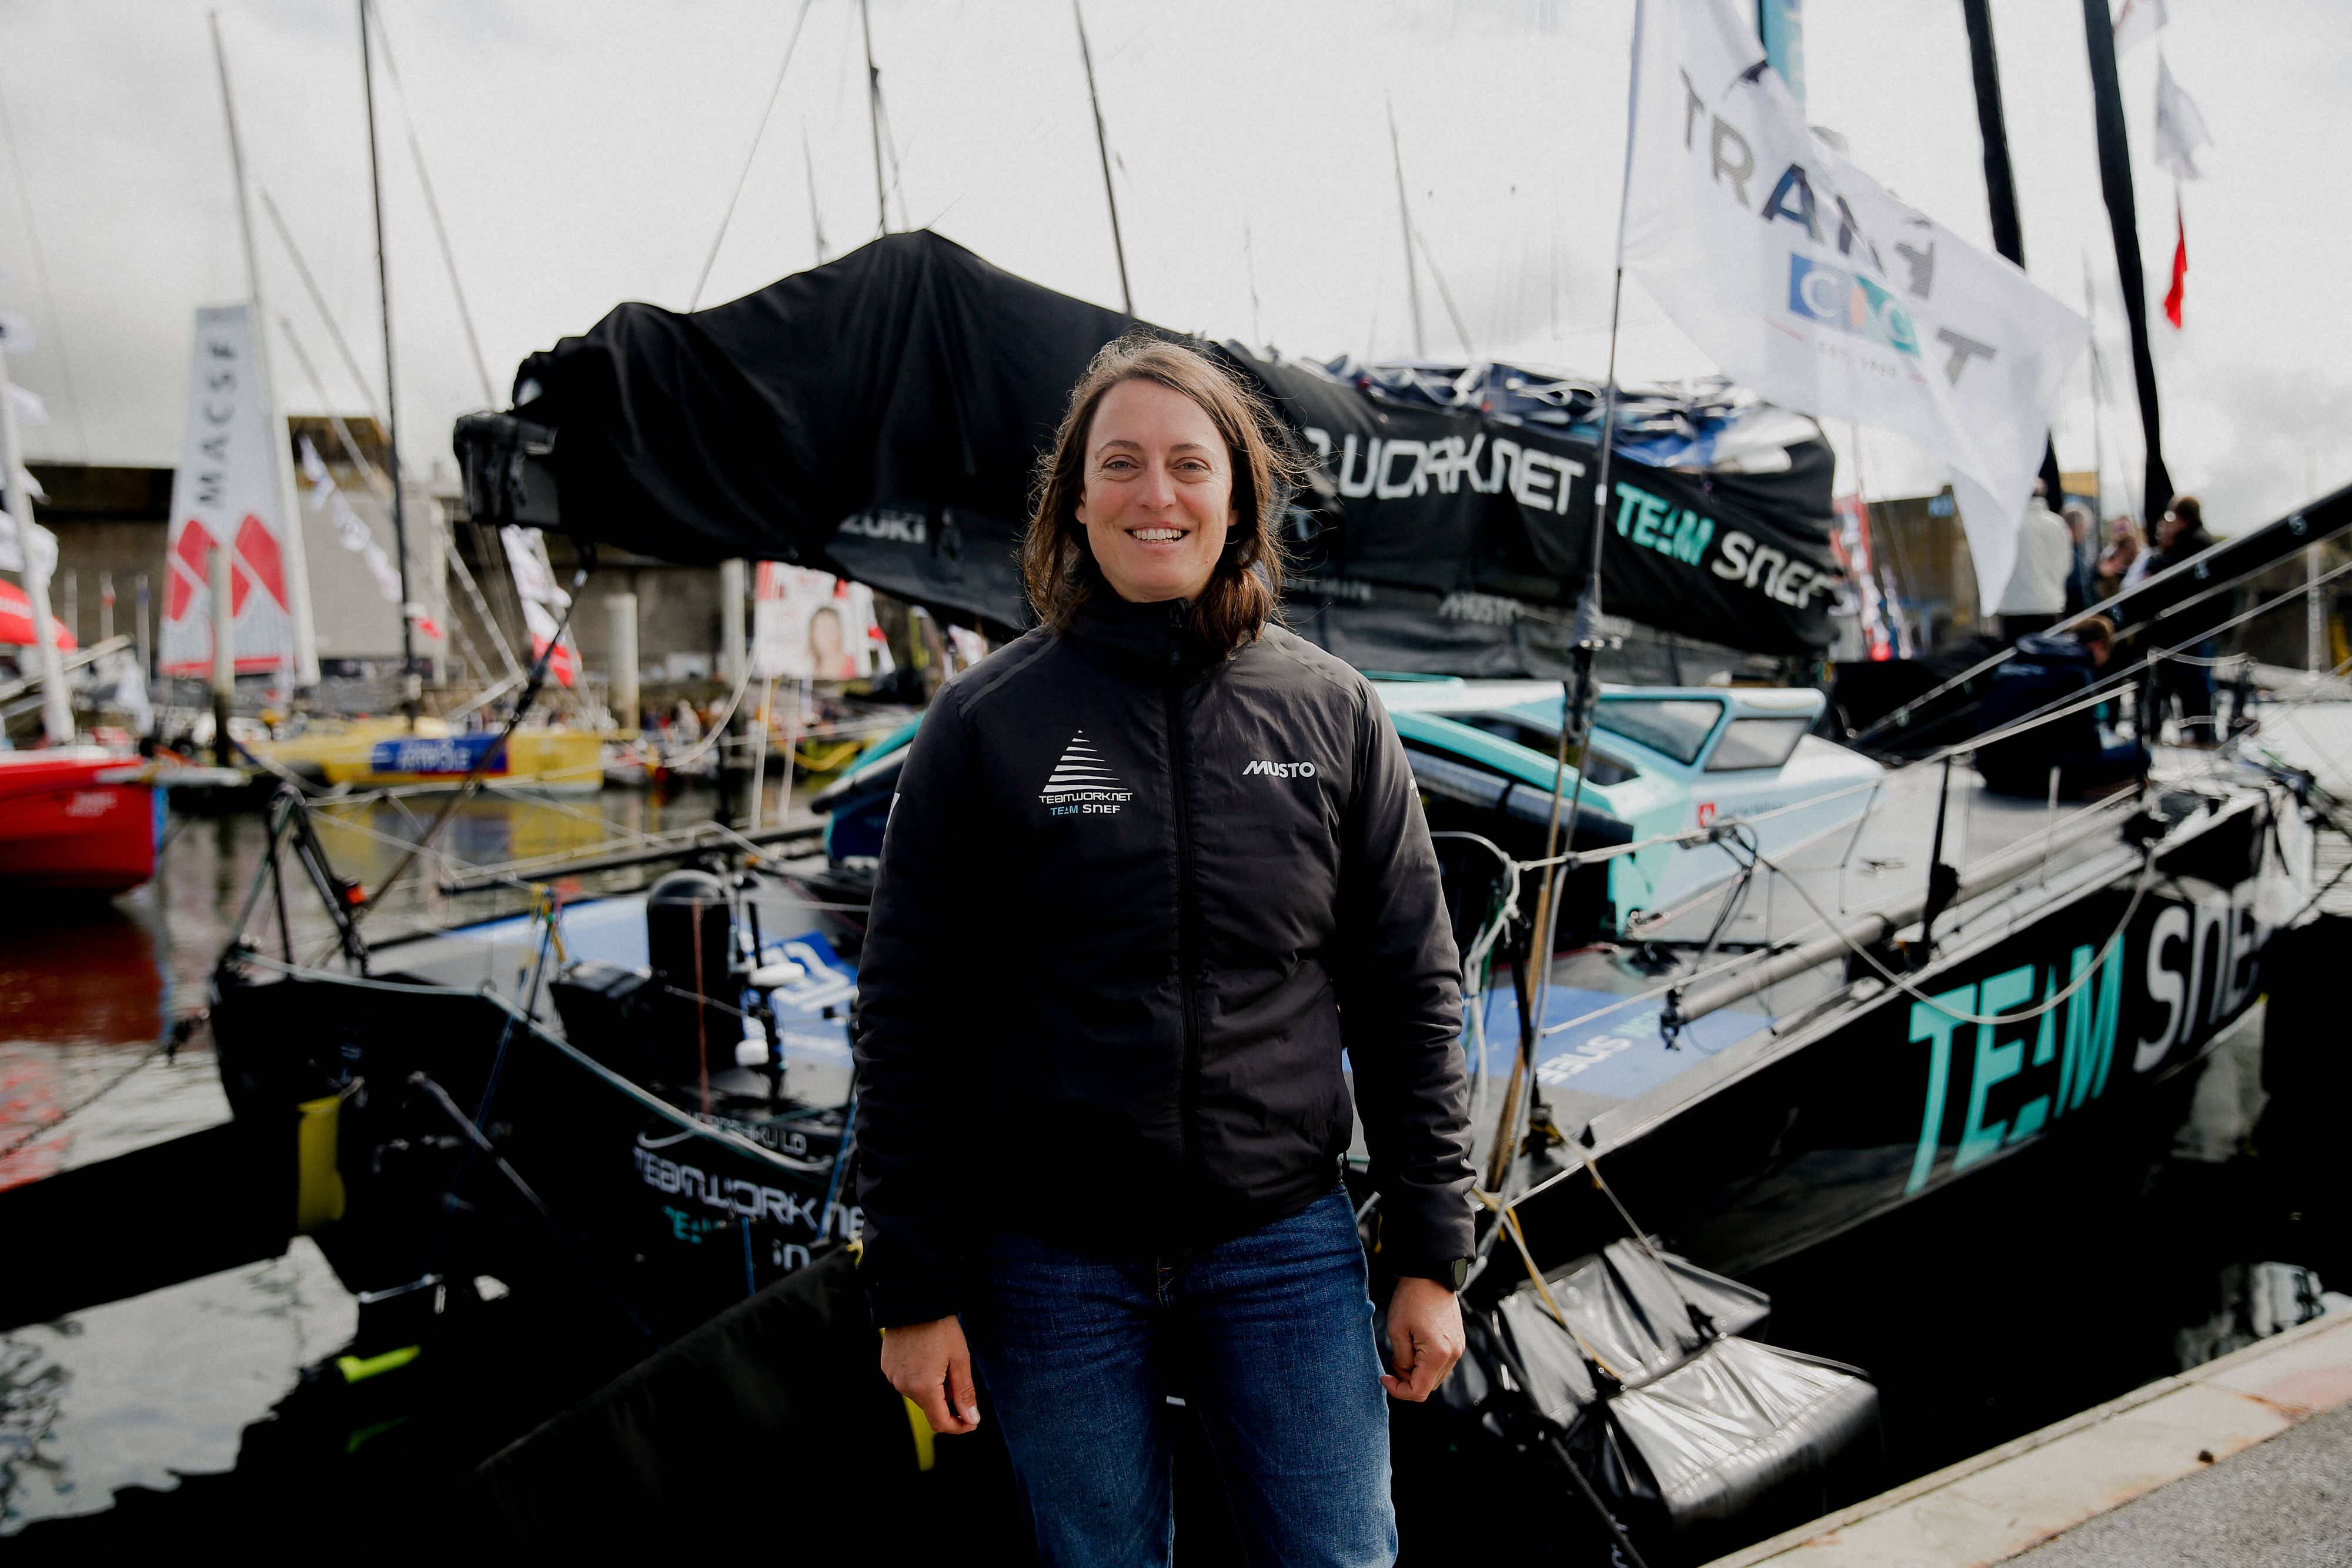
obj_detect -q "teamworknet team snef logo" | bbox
[1787,253,1920,357]
[1040,733,1134,817]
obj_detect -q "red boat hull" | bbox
[0,751,158,894]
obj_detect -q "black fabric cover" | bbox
[1250,353,1840,658]
[503,230,1125,629]
[479,230,1842,664]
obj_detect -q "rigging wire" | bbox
[0,74,87,462]
[1385,96,1424,359]
[1855,514,2352,750]
[803,128,830,264]
[1409,221,1478,361]
[1072,0,1132,315]
[0,1044,169,1163]
[356,0,418,706]
[689,0,818,312]
[278,312,522,688]
[260,188,390,437]
[279,320,392,496]
[362,6,494,407]
[1516,662,2348,1065]
[1913,556,2352,768]
[860,0,888,235]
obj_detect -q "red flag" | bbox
[2164,200,2188,329]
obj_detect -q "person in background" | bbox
[1976,614,2145,799]
[2145,495,2220,745]
[2099,514,2146,599]
[1996,481,2073,641]
[2149,494,2216,572]
[2061,503,2101,615]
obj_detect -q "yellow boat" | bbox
[252,718,606,794]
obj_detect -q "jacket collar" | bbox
[1064,589,1222,684]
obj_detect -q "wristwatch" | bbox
[1416,1258,1471,1292]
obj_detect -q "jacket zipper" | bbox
[1164,612,1202,1186]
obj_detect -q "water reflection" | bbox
[0,783,730,1535]
[0,1243,355,1534]
[0,905,172,1191]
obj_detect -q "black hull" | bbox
[206,781,2307,1349]
[1502,786,2300,1289]
[212,968,850,1342]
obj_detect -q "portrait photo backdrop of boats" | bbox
[5,0,2352,1559]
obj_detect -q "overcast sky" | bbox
[1,0,2345,533]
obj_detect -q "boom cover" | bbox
[460,231,1842,667]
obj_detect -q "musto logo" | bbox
[1788,255,1920,357]
[1242,760,1317,778]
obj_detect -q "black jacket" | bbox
[852,594,1473,1325]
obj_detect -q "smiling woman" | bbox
[860,335,1476,1565]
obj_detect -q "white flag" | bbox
[5,382,46,429]
[0,508,56,576]
[1622,0,2089,605]
[2153,57,2212,180]
[2112,0,2168,56]
[499,524,579,687]
[298,435,406,606]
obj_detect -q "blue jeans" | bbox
[962,1189,1395,1567]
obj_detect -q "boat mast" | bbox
[358,0,419,722]
[0,344,70,743]
[1959,0,2067,509]
[860,0,888,236]
[2083,253,2106,518]
[209,11,320,689]
[2081,0,2171,531]
[1386,100,1425,359]
[1488,0,1648,1195]
[1071,0,1132,316]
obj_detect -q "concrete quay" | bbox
[1708,1306,2352,1567]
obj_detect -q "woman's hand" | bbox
[879,1315,983,1435]
[1381,1276,1465,1402]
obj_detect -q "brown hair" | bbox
[1022,333,1305,655]
[2167,494,2203,531]
[2077,613,2115,650]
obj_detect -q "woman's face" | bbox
[810,607,844,660]
[1074,377,1235,605]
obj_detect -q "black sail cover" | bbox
[468,230,1839,666]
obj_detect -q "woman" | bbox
[854,335,1474,1565]
[2099,514,2146,600]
